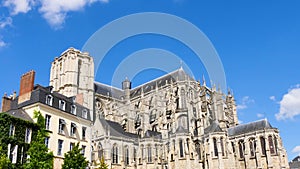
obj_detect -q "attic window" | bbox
[59,100,65,111]
[71,105,76,115]
[46,95,53,106]
[82,109,88,119]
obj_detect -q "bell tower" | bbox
[49,47,94,120]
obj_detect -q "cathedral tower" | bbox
[49,47,94,120]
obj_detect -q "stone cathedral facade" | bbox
[50,48,289,169]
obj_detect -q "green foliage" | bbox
[97,156,109,169]
[62,143,88,169]
[0,112,37,168]
[0,146,11,169]
[23,110,53,169]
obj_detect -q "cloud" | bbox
[275,86,300,120]
[2,0,34,15]
[257,113,264,118]
[292,145,300,156]
[269,96,276,101]
[0,17,12,29]
[39,0,109,28]
[237,96,254,110]
[0,40,7,47]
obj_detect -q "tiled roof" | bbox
[6,109,33,122]
[228,119,274,136]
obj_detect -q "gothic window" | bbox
[180,88,186,109]
[125,147,129,165]
[213,138,218,157]
[141,145,144,160]
[155,144,158,157]
[249,138,256,157]
[147,145,152,163]
[186,138,190,152]
[231,142,235,154]
[268,135,276,155]
[112,144,118,164]
[133,148,136,162]
[178,115,188,129]
[260,137,266,156]
[98,143,103,159]
[46,95,53,106]
[238,140,245,159]
[149,110,156,123]
[195,142,201,160]
[220,137,225,156]
[179,139,184,158]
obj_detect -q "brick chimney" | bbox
[1,93,12,112]
[18,70,35,104]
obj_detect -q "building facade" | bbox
[2,70,92,169]
[48,48,289,169]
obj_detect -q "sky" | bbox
[1,0,300,161]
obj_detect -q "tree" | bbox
[97,156,109,169]
[0,146,11,169]
[62,143,88,169]
[23,110,53,169]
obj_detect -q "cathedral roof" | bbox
[94,82,124,99]
[144,130,162,139]
[130,68,194,98]
[99,119,139,139]
[94,68,194,99]
[204,121,223,134]
[227,119,275,136]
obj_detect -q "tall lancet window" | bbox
[180,88,186,109]
[179,139,184,158]
[213,138,218,157]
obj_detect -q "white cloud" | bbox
[269,96,276,101]
[0,17,12,29]
[0,40,7,47]
[39,0,108,28]
[3,0,34,15]
[275,86,300,120]
[237,96,254,110]
[292,145,300,156]
[257,113,264,118]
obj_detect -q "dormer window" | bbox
[46,95,53,106]
[59,100,65,111]
[82,109,87,119]
[71,105,77,115]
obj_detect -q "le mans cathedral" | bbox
[1,47,289,169]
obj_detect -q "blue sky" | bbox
[1,0,300,161]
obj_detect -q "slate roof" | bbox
[99,119,139,139]
[204,121,223,134]
[290,156,300,169]
[228,119,275,136]
[6,109,33,122]
[94,82,124,100]
[10,85,91,121]
[144,130,162,139]
[94,68,194,99]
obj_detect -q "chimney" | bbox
[1,94,12,112]
[18,70,35,104]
